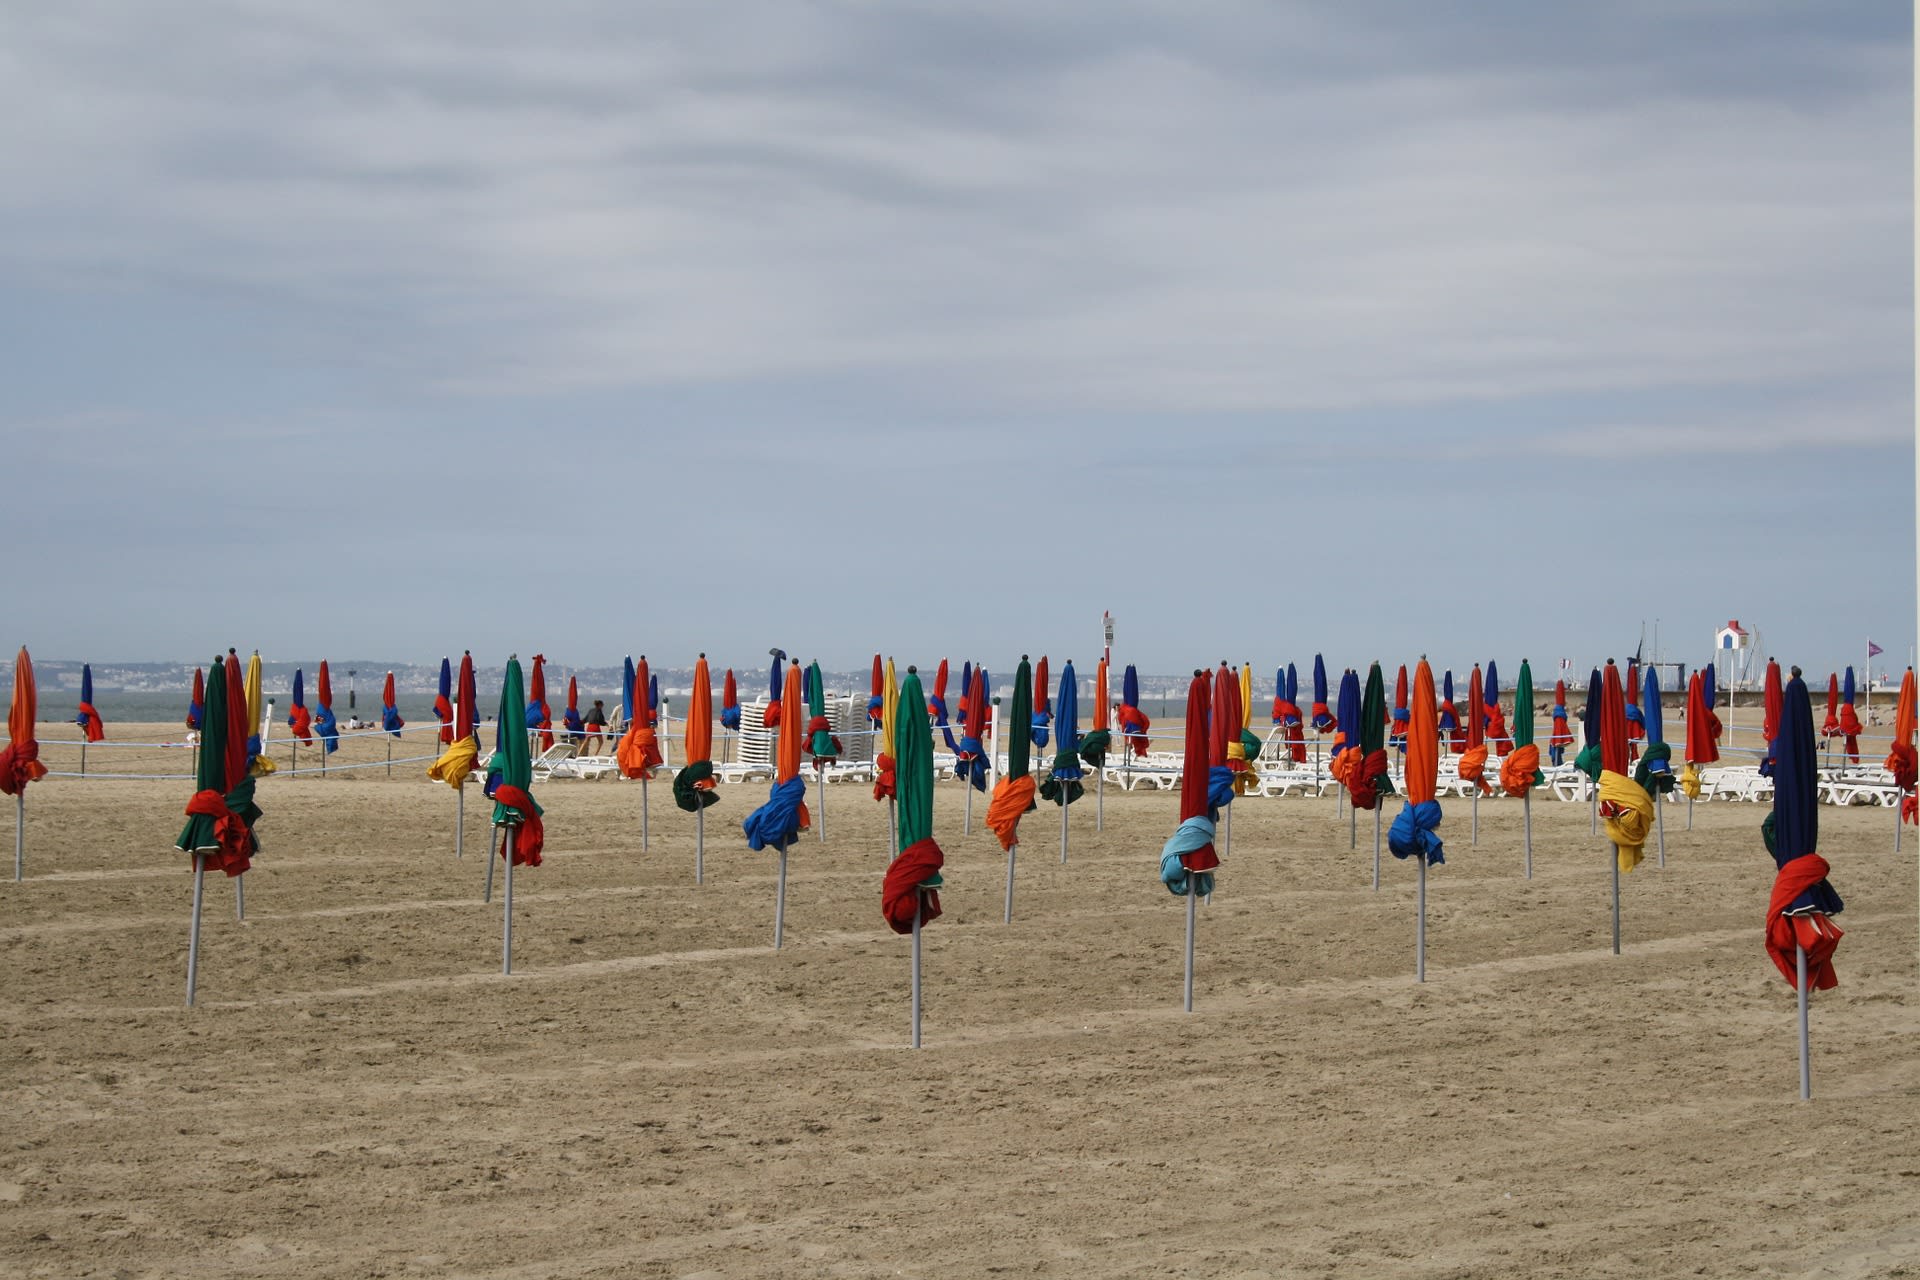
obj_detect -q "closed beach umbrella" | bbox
[1549,678,1573,765]
[621,656,636,731]
[805,660,840,841]
[954,664,988,794]
[1084,658,1113,767]
[1624,662,1644,746]
[434,657,454,744]
[3,647,51,880]
[175,653,259,1003]
[721,667,740,732]
[187,666,204,732]
[1391,664,1409,752]
[427,647,483,854]
[1040,660,1083,819]
[485,655,544,974]
[1457,665,1491,800]
[676,655,718,811]
[1762,659,1783,765]
[1636,666,1675,863]
[988,656,1038,919]
[1311,654,1335,733]
[1839,667,1863,763]
[288,669,313,744]
[382,672,405,737]
[528,654,553,752]
[1884,669,1916,851]
[1031,656,1052,749]
[1439,671,1463,754]
[874,658,899,810]
[1766,669,1844,1098]
[925,658,948,727]
[1349,662,1392,810]
[1162,670,1220,1011]
[1679,670,1719,804]
[1389,659,1445,981]
[1275,662,1305,763]
[1330,668,1362,796]
[649,672,659,723]
[1821,672,1841,743]
[1576,667,1604,835]
[1228,662,1260,796]
[1596,660,1654,951]
[563,676,583,742]
[762,652,784,727]
[1118,664,1152,759]
[881,666,945,1047]
[616,655,663,849]
[1501,660,1542,797]
[244,651,266,762]
[1485,660,1509,756]
[744,660,810,948]
[314,661,339,756]
[74,663,104,743]
[867,654,884,732]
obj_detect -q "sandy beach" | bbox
[2,722,1917,1278]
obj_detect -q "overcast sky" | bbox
[1,2,1911,681]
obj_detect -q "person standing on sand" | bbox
[583,700,609,755]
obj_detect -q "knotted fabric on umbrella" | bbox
[434,657,454,744]
[1160,672,1219,896]
[675,655,720,812]
[987,657,1038,851]
[1390,664,1409,751]
[314,661,339,755]
[1080,659,1114,768]
[873,659,899,802]
[1484,659,1510,756]
[744,661,810,850]
[1118,664,1152,759]
[1389,660,1445,865]
[1,647,50,796]
[1031,656,1052,749]
[1500,659,1542,796]
[1634,667,1674,796]
[186,666,205,731]
[882,667,943,933]
[1346,662,1393,810]
[74,664,104,743]
[721,667,740,731]
[1764,671,1843,988]
[1597,661,1652,871]
[175,654,258,876]
[1040,661,1085,806]
[617,656,663,778]
[954,664,989,793]
[382,671,405,737]
[1310,654,1336,733]
[486,656,544,865]
[806,661,841,769]
[428,652,482,789]
[1884,669,1916,815]
[1838,667,1863,763]
[1456,666,1491,795]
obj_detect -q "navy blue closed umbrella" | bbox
[1767,670,1844,1099]
[1312,654,1335,732]
[1042,661,1084,861]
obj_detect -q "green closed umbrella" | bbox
[176,653,256,1006]
[485,656,544,974]
[989,657,1037,921]
[882,667,944,1048]
[1512,660,1541,876]
[806,661,836,841]
[1360,662,1395,881]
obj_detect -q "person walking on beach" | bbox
[583,700,609,755]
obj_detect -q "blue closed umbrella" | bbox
[622,656,635,728]
[649,674,659,723]
[435,657,454,739]
[1312,655,1335,732]
[1041,661,1084,810]
[1336,670,1362,758]
[1771,675,1843,916]
[1439,670,1459,741]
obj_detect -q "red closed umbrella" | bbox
[1161,670,1219,1012]
[1458,664,1491,803]
[3,647,51,880]
[1762,660,1783,755]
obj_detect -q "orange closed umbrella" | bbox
[678,654,719,883]
[1885,668,1917,851]
[740,660,810,949]
[3,647,51,880]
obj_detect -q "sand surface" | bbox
[3,725,1918,1278]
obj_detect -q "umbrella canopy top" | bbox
[1006,657,1033,780]
[1701,661,1717,709]
[1513,661,1536,749]
[1095,659,1111,733]
[1209,662,1237,768]
[1643,665,1664,744]
[1583,668,1603,748]
[1466,666,1485,750]
[622,656,636,723]
[1,647,49,796]
[1600,661,1628,775]
[457,652,478,742]
[1179,671,1212,822]
[777,661,803,781]
[1406,660,1438,804]
[894,667,934,851]
[1335,669,1362,754]
[1762,660,1783,747]
[687,655,713,763]
[1773,672,1819,864]
[1058,662,1081,754]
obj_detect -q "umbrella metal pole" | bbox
[1687,793,1693,831]
[234,872,244,921]
[1797,943,1810,1100]
[774,845,788,950]
[1097,768,1104,832]
[1372,805,1381,891]
[1611,850,1621,955]
[456,786,464,859]
[483,825,501,903]
[502,828,515,975]
[13,794,21,881]
[1523,792,1533,879]
[386,737,392,778]
[1222,804,1232,862]
[1417,855,1427,983]
[79,742,86,778]
[696,806,704,885]
[964,779,971,836]
[641,778,650,851]
[911,897,923,1048]
[1059,786,1069,863]
[1184,875,1196,1013]
[887,796,897,862]
[1656,798,1666,868]
[1471,790,1478,845]
[1349,798,1355,849]
[819,768,827,843]
[186,854,206,1007]
[1004,843,1017,923]
[1590,786,1598,836]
